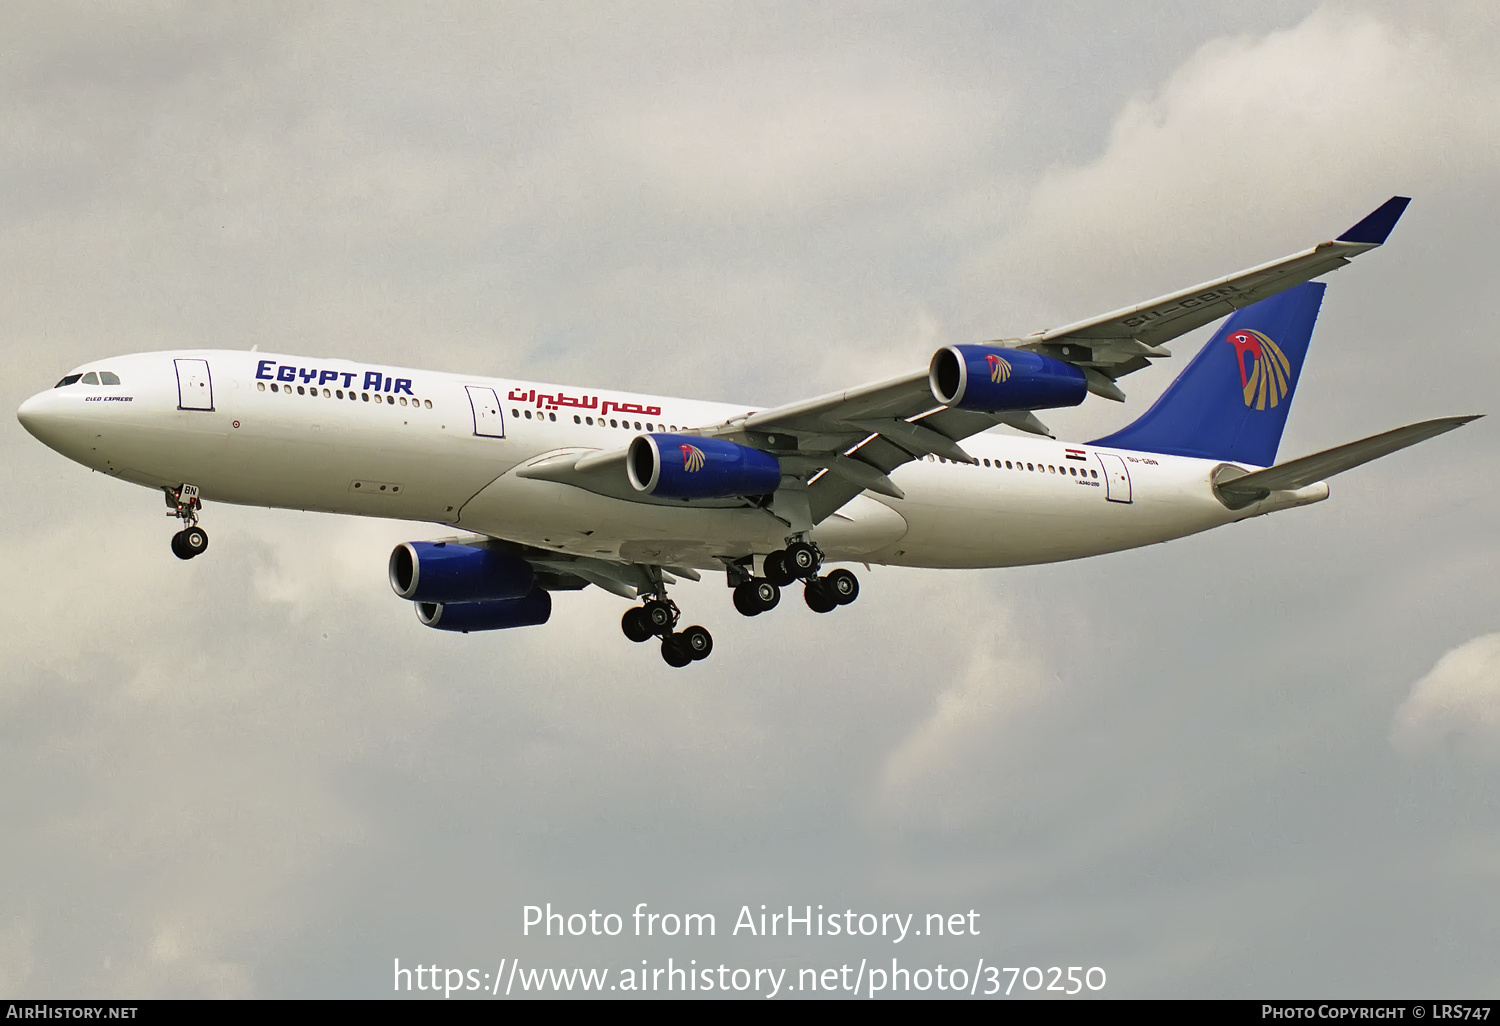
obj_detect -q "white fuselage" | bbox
[17,350,1329,572]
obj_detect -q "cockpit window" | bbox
[99,371,120,385]
[81,372,99,384]
[54,374,82,388]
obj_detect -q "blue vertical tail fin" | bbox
[1089,281,1325,466]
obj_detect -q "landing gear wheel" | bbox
[785,541,820,579]
[804,578,838,614]
[733,579,781,617]
[680,625,713,660]
[642,598,676,635]
[622,607,654,642]
[660,634,693,668]
[733,583,762,617]
[763,550,796,587]
[181,526,208,557]
[170,527,208,560]
[824,568,859,605]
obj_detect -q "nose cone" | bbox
[17,389,71,451]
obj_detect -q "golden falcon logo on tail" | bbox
[1226,329,1293,410]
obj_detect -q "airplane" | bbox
[16,196,1478,667]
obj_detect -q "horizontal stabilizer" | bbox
[1214,415,1480,509]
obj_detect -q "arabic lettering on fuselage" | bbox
[506,388,662,418]
[255,360,414,396]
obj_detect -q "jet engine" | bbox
[416,589,553,632]
[627,433,782,499]
[389,541,535,604]
[929,344,1087,413]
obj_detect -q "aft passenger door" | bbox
[1098,453,1132,503]
[466,386,505,438]
[174,358,214,411]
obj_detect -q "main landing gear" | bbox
[734,540,859,617]
[621,596,714,668]
[165,483,209,561]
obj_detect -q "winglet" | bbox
[1336,196,1411,245]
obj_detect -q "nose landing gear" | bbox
[165,484,209,560]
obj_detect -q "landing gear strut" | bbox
[621,593,713,668]
[165,484,208,560]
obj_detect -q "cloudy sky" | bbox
[2,0,1498,999]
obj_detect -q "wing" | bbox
[712,198,1414,521]
[525,198,1412,528]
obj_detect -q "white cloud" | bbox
[1391,633,1500,759]
[969,7,1500,331]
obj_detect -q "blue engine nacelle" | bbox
[627,433,782,499]
[416,589,553,632]
[929,345,1088,413]
[389,541,535,604]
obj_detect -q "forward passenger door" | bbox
[174,358,214,411]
